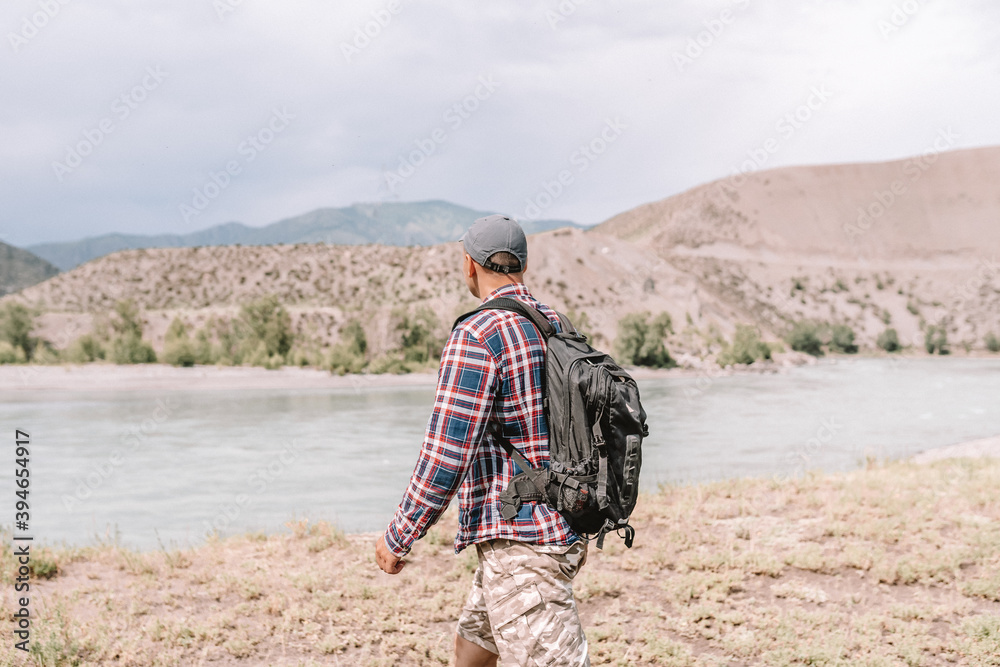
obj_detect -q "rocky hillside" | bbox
[0,241,60,296]
[27,201,580,271]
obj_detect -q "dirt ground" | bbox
[2,454,999,666]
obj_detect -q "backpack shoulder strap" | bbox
[452,296,557,338]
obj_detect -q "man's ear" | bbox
[462,252,476,278]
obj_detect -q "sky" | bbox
[2,0,999,247]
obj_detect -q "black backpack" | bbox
[454,297,648,549]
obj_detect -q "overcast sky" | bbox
[2,0,999,246]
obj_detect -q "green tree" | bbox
[876,328,901,353]
[615,312,675,368]
[785,320,824,357]
[0,302,37,360]
[718,324,772,367]
[985,332,1000,353]
[829,324,859,354]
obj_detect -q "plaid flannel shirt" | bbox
[383,283,578,557]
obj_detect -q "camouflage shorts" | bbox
[456,539,590,666]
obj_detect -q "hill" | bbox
[0,241,60,296]
[5,147,1000,363]
[596,145,1000,349]
[26,201,581,271]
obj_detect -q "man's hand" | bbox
[375,535,406,575]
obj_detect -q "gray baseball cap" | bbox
[460,214,528,274]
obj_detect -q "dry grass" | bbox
[3,459,1000,665]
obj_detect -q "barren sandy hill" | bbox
[593,146,1000,348]
[597,145,1000,259]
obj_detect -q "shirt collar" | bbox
[482,282,533,303]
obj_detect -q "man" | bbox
[375,214,590,666]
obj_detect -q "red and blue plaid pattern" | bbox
[383,283,578,556]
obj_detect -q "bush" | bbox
[785,320,824,357]
[108,300,156,364]
[395,308,444,366]
[0,302,37,360]
[239,295,293,359]
[877,328,901,353]
[211,296,295,367]
[614,312,675,368]
[829,324,859,354]
[326,320,368,375]
[0,340,27,364]
[924,325,950,355]
[718,324,772,367]
[162,318,196,367]
[986,332,1000,353]
[64,334,106,363]
[110,335,157,364]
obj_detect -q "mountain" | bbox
[0,242,60,296]
[26,201,582,271]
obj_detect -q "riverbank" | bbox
[2,452,998,665]
[0,349,964,392]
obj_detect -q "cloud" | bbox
[1,0,998,246]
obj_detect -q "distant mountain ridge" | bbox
[0,242,60,296]
[28,201,582,271]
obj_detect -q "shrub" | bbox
[0,302,37,360]
[238,295,293,359]
[162,318,196,367]
[614,312,675,368]
[0,341,27,364]
[718,324,772,367]
[924,325,950,355]
[828,324,859,354]
[986,332,1000,353]
[877,328,901,353]
[212,296,295,367]
[395,308,444,365]
[785,320,824,357]
[326,320,367,375]
[64,334,105,363]
[108,300,156,364]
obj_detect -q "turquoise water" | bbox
[1,358,998,550]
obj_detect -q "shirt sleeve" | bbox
[382,324,499,557]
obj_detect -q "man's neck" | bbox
[478,277,523,300]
